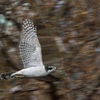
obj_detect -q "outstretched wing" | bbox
[19,19,43,68]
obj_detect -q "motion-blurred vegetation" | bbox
[0,0,100,100]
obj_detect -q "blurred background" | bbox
[0,0,100,100]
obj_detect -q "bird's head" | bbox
[45,66,57,73]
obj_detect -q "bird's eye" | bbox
[48,67,52,70]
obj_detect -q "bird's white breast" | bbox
[21,66,48,77]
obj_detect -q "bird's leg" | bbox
[11,72,24,78]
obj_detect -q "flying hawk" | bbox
[1,19,59,82]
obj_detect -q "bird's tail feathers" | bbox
[0,72,14,80]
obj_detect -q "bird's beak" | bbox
[54,67,57,70]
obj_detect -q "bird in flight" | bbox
[0,19,59,82]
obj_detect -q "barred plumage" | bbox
[19,19,43,68]
[0,19,58,82]
[1,72,14,79]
